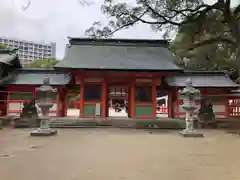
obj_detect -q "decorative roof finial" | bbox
[186,78,192,87]
[43,77,50,85]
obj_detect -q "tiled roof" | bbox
[4,69,72,85]
[166,71,239,88]
[55,38,182,72]
[0,49,21,68]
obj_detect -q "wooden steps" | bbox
[48,118,185,129]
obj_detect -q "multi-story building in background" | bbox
[0,36,56,64]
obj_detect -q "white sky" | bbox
[0,0,239,59]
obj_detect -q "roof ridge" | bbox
[15,68,64,74]
[68,38,169,47]
[183,71,226,75]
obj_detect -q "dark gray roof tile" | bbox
[0,49,21,68]
[4,69,72,85]
[55,38,182,71]
[166,72,239,87]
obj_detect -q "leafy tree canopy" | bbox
[0,44,7,49]
[170,7,238,80]
[24,57,59,69]
[85,0,240,80]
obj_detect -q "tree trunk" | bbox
[236,44,240,82]
[230,20,240,82]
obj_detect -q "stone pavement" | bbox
[0,128,240,180]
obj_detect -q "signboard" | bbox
[135,79,152,83]
[75,77,103,84]
[84,78,103,83]
[75,76,81,84]
[95,103,101,116]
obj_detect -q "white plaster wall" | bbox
[212,104,226,113]
[8,102,23,111]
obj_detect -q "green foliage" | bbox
[85,0,218,38]
[170,8,238,80]
[85,0,240,81]
[0,44,7,49]
[198,99,215,125]
[24,58,59,69]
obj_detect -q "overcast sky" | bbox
[0,0,239,59]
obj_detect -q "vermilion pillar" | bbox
[56,88,60,117]
[0,88,7,116]
[6,91,10,116]
[129,80,135,118]
[61,88,68,117]
[168,89,174,118]
[102,80,107,119]
[152,80,157,119]
[79,78,84,117]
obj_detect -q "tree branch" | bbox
[123,11,179,25]
[189,37,237,50]
[168,4,211,16]
[106,9,149,37]
[107,22,137,37]
[143,1,222,27]
[142,3,181,26]
[233,4,240,16]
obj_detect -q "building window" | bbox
[135,86,152,102]
[84,84,102,102]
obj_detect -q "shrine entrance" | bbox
[73,70,159,119]
[107,85,129,118]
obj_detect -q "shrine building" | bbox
[0,38,239,120]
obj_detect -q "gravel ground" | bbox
[0,128,240,180]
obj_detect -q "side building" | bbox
[0,36,56,65]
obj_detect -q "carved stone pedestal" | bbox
[30,128,57,136]
[180,129,203,137]
[30,118,57,136]
[180,113,203,138]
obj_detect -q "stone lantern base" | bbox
[30,128,57,136]
[180,129,203,138]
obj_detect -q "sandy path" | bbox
[0,128,240,180]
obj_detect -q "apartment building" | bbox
[0,37,56,64]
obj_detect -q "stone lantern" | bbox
[30,77,57,136]
[179,78,203,137]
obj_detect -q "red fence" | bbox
[228,98,240,117]
[7,100,58,117]
[72,101,169,114]
[157,106,168,114]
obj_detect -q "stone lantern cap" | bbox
[179,78,200,100]
[35,77,57,102]
[43,76,50,85]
